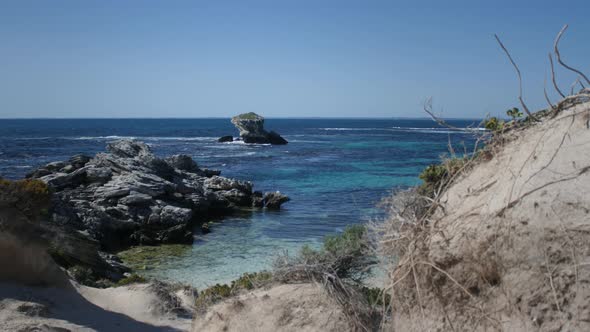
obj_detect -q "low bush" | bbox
[483,117,505,132]
[0,178,50,219]
[506,107,523,120]
[230,271,272,290]
[116,274,147,287]
[418,157,467,198]
[67,265,97,287]
[283,224,374,282]
[195,271,273,309]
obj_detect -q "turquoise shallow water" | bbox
[0,118,479,288]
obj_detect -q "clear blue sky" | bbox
[1,0,589,118]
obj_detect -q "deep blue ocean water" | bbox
[0,118,479,287]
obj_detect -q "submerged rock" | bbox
[28,139,271,250]
[229,112,288,145]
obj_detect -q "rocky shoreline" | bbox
[27,139,288,251]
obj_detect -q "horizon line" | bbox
[0,116,485,121]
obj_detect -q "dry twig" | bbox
[554,25,590,86]
[549,53,566,98]
[494,34,536,120]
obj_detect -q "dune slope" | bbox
[386,101,590,331]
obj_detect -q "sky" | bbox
[1,0,589,119]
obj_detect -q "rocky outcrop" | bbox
[228,112,288,145]
[27,139,288,251]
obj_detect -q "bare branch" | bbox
[422,97,461,130]
[544,74,557,111]
[554,24,590,85]
[549,53,566,98]
[494,34,535,120]
[570,77,581,95]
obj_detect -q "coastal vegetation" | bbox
[0,178,50,219]
[115,273,148,287]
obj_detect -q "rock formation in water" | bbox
[218,135,234,143]
[262,191,290,209]
[226,112,288,145]
[27,139,289,250]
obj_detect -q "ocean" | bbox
[0,118,480,288]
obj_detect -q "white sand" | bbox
[192,283,349,332]
[0,280,193,332]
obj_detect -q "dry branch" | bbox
[554,25,590,86]
[544,75,557,111]
[494,34,535,120]
[549,53,566,98]
[422,97,460,130]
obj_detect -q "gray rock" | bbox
[218,135,234,143]
[27,139,283,249]
[252,191,264,208]
[41,168,87,189]
[200,168,221,177]
[107,140,153,158]
[95,187,130,198]
[119,193,152,205]
[165,154,199,172]
[267,131,288,145]
[45,161,66,171]
[159,205,193,225]
[86,167,113,184]
[230,112,288,145]
[205,176,252,193]
[263,191,290,209]
[61,164,75,173]
[217,188,253,206]
[157,224,192,243]
[26,168,51,179]
[69,154,91,166]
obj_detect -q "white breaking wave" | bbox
[391,126,486,131]
[71,136,217,141]
[318,127,384,131]
[318,127,486,134]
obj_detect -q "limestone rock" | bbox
[263,191,290,210]
[28,139,262,249]
[230,112,288,145]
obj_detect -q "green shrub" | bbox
[418,157,468,197]
[506,107,523,120]
[230,271,272,290]
[195,283,232,308]
[419,164,447,185]
[68,265,98,287]
[116,274,147,287]
[195,271,273,308]
[483,117,504,131]
[286,224,374,281]
[323,224,366,256]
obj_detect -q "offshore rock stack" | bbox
[219,112,288,145]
